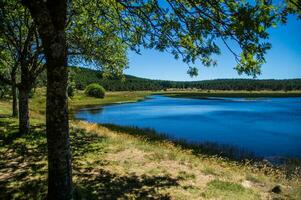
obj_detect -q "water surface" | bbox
[76,95,301,159]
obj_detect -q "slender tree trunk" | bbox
[12,84,18,117]
[18,60,31,135]
[22,1,72,199]
[18,86,30,134]
[11,68,18,117]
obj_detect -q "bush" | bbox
[68,69,76,97]
[85,83,105,98]
[68,83,75,97]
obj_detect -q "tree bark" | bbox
[12,83,18,118]
[46,49,72,200]
[21,1,72,199]
[10,67,18,117]
[18,86,30,134]
[18,57,31,134]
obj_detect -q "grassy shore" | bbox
[0,90,300,199]
[29,88,153,115]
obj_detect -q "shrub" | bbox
[68,69,76,97]
[75,82,84,90]
[85,83,105,98]
[68,78,76,97]
[68,83,75,97]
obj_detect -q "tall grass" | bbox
[100,124,301,179]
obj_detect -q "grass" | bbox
[202,180,260,200]
[101,124,261,162]
[1,89,301,199]
[30,88,153,115]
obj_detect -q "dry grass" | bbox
[71,121,301,199]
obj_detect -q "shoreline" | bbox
[76,121,301,171]
[72,93,301,166]
[72,90,301,114]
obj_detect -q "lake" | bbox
[75,95,301,159]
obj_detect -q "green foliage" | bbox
[84,83,106,98]
[68,83,76,98]
[0,84,10,98]
[68,67,101,90]
[187,67,198,77]
[67,70,76,97]
[68,0,282,77]
[68,0,128,77]
[64,67,301,92]
[285,0,301,19]
[0,0,44,91]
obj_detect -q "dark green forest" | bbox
[2,66,301,96]
[70,67,301,91]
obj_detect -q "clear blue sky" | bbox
[125,15,301,81]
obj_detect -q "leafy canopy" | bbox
[285,0,301,19]
[0,0,129,82]
[3,0,294,79]
[68,0,128,77]
[73,0,281,77]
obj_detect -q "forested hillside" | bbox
[33,66,301,91]
[70,67,301,91]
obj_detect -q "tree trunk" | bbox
[18,87,30,134]
[46,48,72,200]
[22,1,72,199]
[11,68,18,117]
[12,84,18,117]
[19,59,31,135]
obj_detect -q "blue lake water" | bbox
[75,95,301,159]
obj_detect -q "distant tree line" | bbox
[63,67,301,92]
[5,66,300,98]
[22,67,301,91]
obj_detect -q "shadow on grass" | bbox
[0,116,20,144]
[0,122,48,200]
[71,127,178,199]
[0,122,178,199]
[0,116,45,145]
[74,169,177,199]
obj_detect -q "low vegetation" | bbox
[29,88,152,115]
[0,90,300,199]
[84,83,106,98]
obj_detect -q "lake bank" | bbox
[76,95,301,160]
[1,90,301,199]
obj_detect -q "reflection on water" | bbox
[76,95,301,159]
